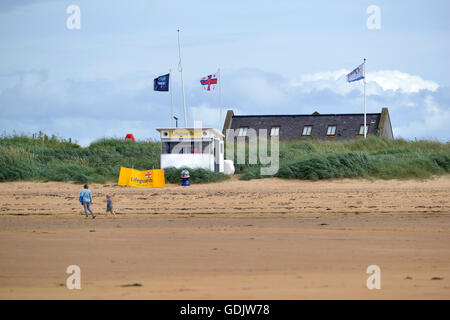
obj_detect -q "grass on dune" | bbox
[0,134,159,184]
[233,136,450,181]
[0,134,228,184]
[0,133,448,184]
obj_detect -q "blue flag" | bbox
[154,74,170,91]
[347,63,365,82]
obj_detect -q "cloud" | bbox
[190,104,223,129]
[298,69,349,82]
[292,69,439,96]
[224,69,287,109]
[0,70,172,145]
[395,93,450,140]
[369,70,439,93]
[1,68,448,145]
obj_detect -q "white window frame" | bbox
[238,127,248,136]
[302,125,312,136]
[359,124,369,135]
[270,126,280,136]
[327,125,337,136]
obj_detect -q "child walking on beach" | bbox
[106,195,115,216]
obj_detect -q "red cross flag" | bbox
[145,171,152,179]
[200,73,218,91]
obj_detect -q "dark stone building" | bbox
[222,108,393,141]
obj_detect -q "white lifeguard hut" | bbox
[156,128,224,173]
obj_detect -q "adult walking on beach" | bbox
[79,184,95,219]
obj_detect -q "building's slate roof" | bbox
[227,113,384,141]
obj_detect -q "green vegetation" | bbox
[1,133,448,184]
[233,136,450,180]
[164,167,228,184]
[0,134,160,184]
[0,133,228,184]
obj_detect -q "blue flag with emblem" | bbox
[347,63,365,82]
[154,73,170,91]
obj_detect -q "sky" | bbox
[0,0,449,146]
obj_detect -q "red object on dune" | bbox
[125,133,135,141]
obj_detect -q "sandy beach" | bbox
[0,177,449,299]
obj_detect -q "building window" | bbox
[359,124,369,135]
[302,125,312,136]
[270,126,280,136]
[238,127,248,136]
[327,125,337,136]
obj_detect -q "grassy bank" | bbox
[235,136,450,180]
[0,134,227,184]
[1,134,448,183]
[0,135,159,183]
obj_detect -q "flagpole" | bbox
[363,58,367,139]
[177,28,188,128]
[169,69,174,127]
[218,68,222,126]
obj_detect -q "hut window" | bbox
[270,127,280,136]
[302,126,312,136]
[359,124,369,135]
[327,125,337,136]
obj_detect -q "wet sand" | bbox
[0,177,449,299]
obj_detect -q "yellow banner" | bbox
[169,129,202,138]
[118,167,165,188]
